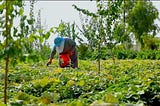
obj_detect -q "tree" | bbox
[0,0,52,104]
[73,0,123,72]
[54,21,80,42]
[0,0,25,104]
[117,0,136,49]
[4,0,9,104]
[126,1,159,49]
[22,2,53,62]
[29,0,36,33]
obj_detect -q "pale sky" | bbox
[24,1,97,46]
[26,1,160,46]
[0,1,160,46]
[33,1,97,28]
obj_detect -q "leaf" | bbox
[103,94,119,103]
[49,27,54,33]
[44,32,50,39]
[28,34,35,43]
[0,103,6,106]
[39,36,44,43]
[13,27,18,36]
[77,80,85,86]
[0,2,5,13]
[27,19,34,25]
[19,8,24,15]
[22,15,27,21]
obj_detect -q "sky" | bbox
[33,1,97,28]
[26,1,160,46]
[24,1,97,46]
[0,1,160,46]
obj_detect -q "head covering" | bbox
[54,37,64,47]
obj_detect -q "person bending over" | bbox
[47,37,78,68]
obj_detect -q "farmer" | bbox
[47,37,78,68]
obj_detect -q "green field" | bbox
[1,0,160,106]
[0,59,160,106]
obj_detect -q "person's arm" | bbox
[47,46,56,66]
[50,46,56,59]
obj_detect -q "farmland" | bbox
[0,59,160,106]
[1,0,160,105]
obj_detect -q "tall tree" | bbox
[126,1,159,49]
[111,0,135,49]
[0,0,52,104]
[0,0,25,104]
[4,0,9,104]
[34,9,53,61]
[73,0,123,71]
[29,0,35,33]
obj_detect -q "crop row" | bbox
[0,60,160,106]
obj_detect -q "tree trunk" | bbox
[98,42,100,74]
[4,0,9,104]
[111,48,115,64]
[124,0,125,24]
[135,40,141,51]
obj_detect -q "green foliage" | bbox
[102,94,119,103]
[41,91,60,104]
[77,43,92,60]
[126,1,159,48]
[0,0,53,63]
[142,35,160,50]
[1,1,160,105]
[73,4,98,18]
[15,92,31,101]
[53,21,80,42]
[73,0,123,71]
[77,45,160,60]
[113,49,160,60]
[0,60,160,105]
[0,1,53,104]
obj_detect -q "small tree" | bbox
[0,0,52,104]
[0,0,26,104]
[54,21,80,42]
[73,0,123,72]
